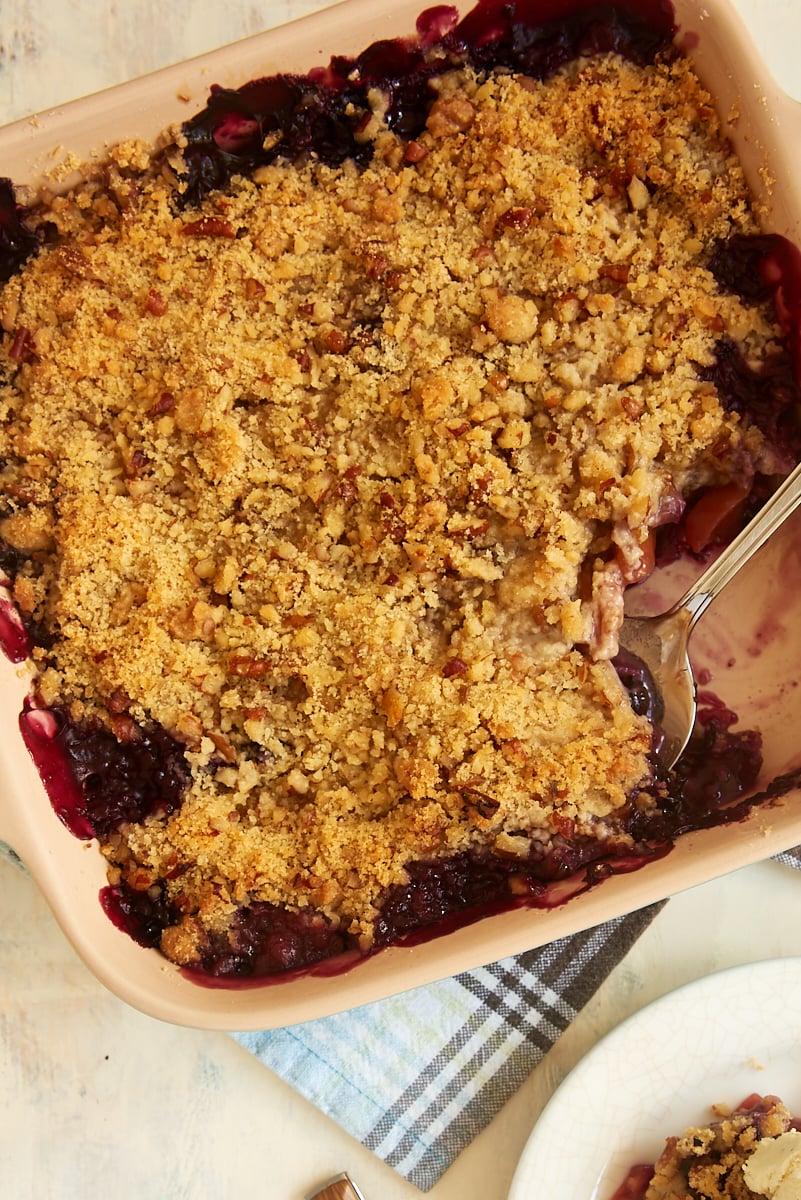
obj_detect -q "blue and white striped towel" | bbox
[234,902,662,1190]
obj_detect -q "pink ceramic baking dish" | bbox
[1,0,801,1031]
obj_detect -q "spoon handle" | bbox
[306,1174,366,1200]
[674,458,801,631]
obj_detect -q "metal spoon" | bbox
[617,458,801,770]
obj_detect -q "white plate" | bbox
[508,957,801,1200]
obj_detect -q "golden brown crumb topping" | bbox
[0,52,784,958]
[643,1098,795,1199]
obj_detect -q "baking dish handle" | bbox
[0,730,26,855]
[766,89,801,233]
[0,779,23,857]
[776,89,801,156]
[0,646,36,857]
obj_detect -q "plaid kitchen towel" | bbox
[233,902,663,1191]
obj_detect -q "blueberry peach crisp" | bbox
[0,0,800,979]
[612,1094,801,1199]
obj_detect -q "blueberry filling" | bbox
[19,703,189,840]
[177,0,676,205]
[195,902,348,977]
[0,179,41,283]
[612,647,663,724]
[100,881,180,951]
[21,689,765,978]
[102,884,348,972]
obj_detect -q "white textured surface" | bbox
[1,1,801,1197]
[0,0,334,123]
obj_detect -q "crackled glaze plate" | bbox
[508,958,801,1200]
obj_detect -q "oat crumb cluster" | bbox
[0,51,784,964]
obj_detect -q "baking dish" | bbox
[1,0,800,1031]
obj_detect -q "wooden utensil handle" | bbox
[305,1172,366,1200]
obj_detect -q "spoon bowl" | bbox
[618,459,801,769]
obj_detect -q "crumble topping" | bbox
[0,51,785,961]
[637,1096,799,1200]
